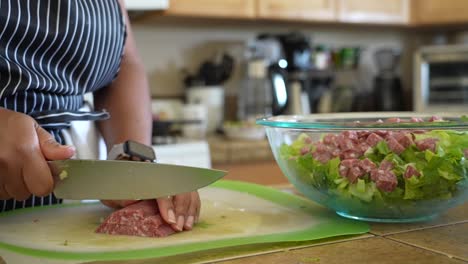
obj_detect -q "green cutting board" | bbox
[0,180,369,263]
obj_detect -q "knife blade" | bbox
[48,160,227,200]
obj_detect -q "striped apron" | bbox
[0,0,126,211]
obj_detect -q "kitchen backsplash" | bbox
[131,19,414,98]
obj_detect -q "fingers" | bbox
[184,192,200,231]
[36,125,75,160]
[173,193,191,231]
[22,150,54,197]
[3,160,30,201]
[157,196,177,226]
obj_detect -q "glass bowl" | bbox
[257,112,468,222]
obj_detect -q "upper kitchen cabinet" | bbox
[411,0,468,25]
[163,0,256,19]
[257,0,337,22]
[338,0,409,24]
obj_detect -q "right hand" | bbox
[0,108,75,201]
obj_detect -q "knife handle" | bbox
[108,140,156,162]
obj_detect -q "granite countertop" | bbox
[214,186,468,264]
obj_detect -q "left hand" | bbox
[100,191,200,232]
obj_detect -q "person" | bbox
[0,0,200,232]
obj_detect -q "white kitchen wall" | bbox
[130,19,413,97]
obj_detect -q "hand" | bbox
[157,192,201,232]
[100,192,201,232]
[0,108,75,200]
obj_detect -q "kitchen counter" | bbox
[208,136,274,164]
[85,185,468,264]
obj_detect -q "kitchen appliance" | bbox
[414,44,468,112]
[373,48,404,111]
[256,32,332,114]
[124,0,169,10]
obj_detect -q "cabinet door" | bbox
[164,0,256,19]
[257,0,337,21]
[338,0,409,24]
[412,0,468,25]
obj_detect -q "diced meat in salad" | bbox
[280,115,468,202]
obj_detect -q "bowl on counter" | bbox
[257,113,468,222]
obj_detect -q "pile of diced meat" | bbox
[96,200,175,237]
[302,116,448,193]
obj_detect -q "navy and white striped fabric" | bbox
[0,0,126,212]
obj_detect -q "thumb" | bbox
[36,125,75,160]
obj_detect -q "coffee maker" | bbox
[257,32,332,114]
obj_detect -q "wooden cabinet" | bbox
[160,0,468,27]
[338,0,409,24]
[411,0,468,25]
[257,0,337,21]
[164,0,256,19]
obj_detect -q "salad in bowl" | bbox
[257,113,468,222]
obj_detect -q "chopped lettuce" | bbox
[280,129,468,206]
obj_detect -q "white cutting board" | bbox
[0,181,368,264]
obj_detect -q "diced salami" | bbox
[358,142,371,154]
[357,130,371,139]
[398,134,414,148]
[314,142,329,153]
[404,165,421,179]
[342,131,359,141]
[339,165,349,177]
[429,115,443,122]
[415,138,438,152]
[323,134,337,145]
[386,137,405,154]
[96,200,176,237]
[312,151,332,164]
[300,146,310,155]
[370,169,385,182]
[386,117,401,123]
[339,138,356,151]
[304,137,313,144]
[359,158,377,173]
[366,133,384,147]
[340,150,360,160]
[348,166,364,183]
[410,117,424,123]
[379,160,394,171]
[341,159,360,168]
[375,130,389,137]
[375,171,398,192]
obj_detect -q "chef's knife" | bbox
[48,159,227,200]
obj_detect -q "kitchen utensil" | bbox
[49,160,227,200]
[257,112,468,223]
[0,181,368,263]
